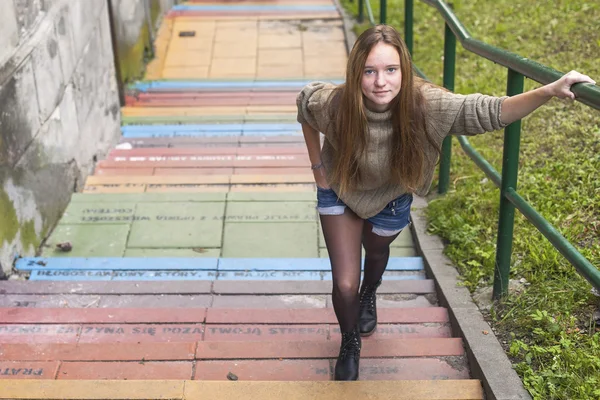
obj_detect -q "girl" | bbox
[296,24,595,381]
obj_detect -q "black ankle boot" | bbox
[359,279,382,336]
[334,327,361,381]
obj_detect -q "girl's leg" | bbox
[320,209,364,332]
[358,223,401,336]
[361,222,401,286]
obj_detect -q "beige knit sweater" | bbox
[296,82,509,219]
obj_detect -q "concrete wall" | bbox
[0,0,121,276]
[110,0,176,82]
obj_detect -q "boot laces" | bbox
[340,331,361,360]
[359,283,378,311]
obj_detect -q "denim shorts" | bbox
[316,187,413,237]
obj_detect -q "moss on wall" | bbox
[0,188,19,247]
[20,219,40,252]
[118,21,151,83]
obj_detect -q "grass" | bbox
[339,0,600,398]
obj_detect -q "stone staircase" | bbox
[0,1,484,399]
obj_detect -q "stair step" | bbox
[0,358,467,381]
[119,135,305,148]
[0,379,484,399]
[0,307,448,324]
[129,79,344,92]
[17,257,424,272]
[0,338,463,362]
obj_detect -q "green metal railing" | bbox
[353,0,600,299]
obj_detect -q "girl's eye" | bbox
[387,68,397,73]
[364,70,374,75]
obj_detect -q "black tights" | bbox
[320,208,400,333]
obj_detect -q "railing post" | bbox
[493,69,524,300]
[404,0,413,55]
[380,0,387,24]
[358,0,364,23]
[438,22,456,194]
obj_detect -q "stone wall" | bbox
[110,0,176,82]
[0,0,121,276]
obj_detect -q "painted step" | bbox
[0,338,464,361]
[94,167,310,176]
[17,257,424,272]
[129,79,343,92]
[108,146,307,157]
[118,135,306,148]
[0,358,468,381]
[122,114,298,125]
[125,91,298,107]
[0,307,448,324]
[121,123,301,137]
[0,380,484,399]
[120,105,298,118]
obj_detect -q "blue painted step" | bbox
[121,123,302,138]
[173,4,337,11]
[17,257,424,271]
[29,269,425,281]
[130,79,344,92]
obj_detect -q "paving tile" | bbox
[258,33,302,48]
[98,295,212,308]
[77,324,204,343]
[205,307,449,324]
[57,361,193,380]
[303,43,347,57]
[195,338,464,359]
[195,359,331,380]
[0,362,60,379]
[256,65,303,79]
[213,42,257,58]
[204,324,328,341]
[124,248,221,257]
[162,66,210,79]
[225,201,317,223]
[164,51,212,67]
[0,324,80,344]
[211,295,326,308]
[127,202,225,248]
[209,57,256,77]
[0,342,196,361]
[215,29,257,43]
[222,222,318,257]
[60,202,137,224]
[257,49,302,66]
[41,224,129,257]
[0,308,207,324]
[359,358,470,380]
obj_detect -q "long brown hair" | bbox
[328,24,441,195]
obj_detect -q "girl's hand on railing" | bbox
[546,70,596,100]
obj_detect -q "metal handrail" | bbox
[353,0,600,298]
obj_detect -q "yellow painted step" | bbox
[121,106,297,117]
[0,380,484,399]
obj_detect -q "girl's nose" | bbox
[375,74,385,87]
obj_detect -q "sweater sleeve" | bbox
[423,85,509,139]
[296,82,337,135]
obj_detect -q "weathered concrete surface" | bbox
[110,0,175,82]
[0,0,121,276]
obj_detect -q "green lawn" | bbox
[339,0,600,398]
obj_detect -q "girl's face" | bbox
[360,42,402,112]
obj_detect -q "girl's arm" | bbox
[301,123,329,189]
[500,70,596,125]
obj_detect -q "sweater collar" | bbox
[364,107,392,123]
